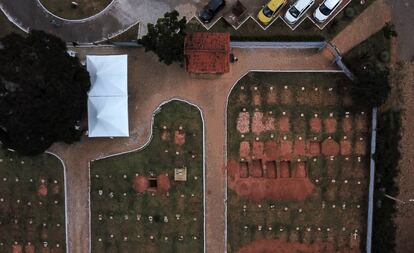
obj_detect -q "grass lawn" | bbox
[226,72,371,252]
[39,0,112,20]
[90,100,204,253]
[0,149,66,252]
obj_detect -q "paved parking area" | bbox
[198,0,351,30]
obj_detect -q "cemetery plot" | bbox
[90,100,204,253]
[227,72,370,253]
[0,149,66,253]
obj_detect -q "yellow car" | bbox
[257,0,287,25]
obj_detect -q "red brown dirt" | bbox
[236,239,334,253]
[227,160,316,202]
[37,177,48,197]
[264,140,279,161]
[264,114,276,131]
[237,112,250,133]
[133,176,149,193]
[41,247,51,253]
[342,117,353,133]
[252,112,265,135]
[355,140,367,155]
[239,162,249,178]
[250,160,263,178]
[294,162,307,178]
[293,139,306,156]
[309,117,322,133]
[265,161,277,178]
[157,175,170,193]
[280,140,292,160]
[321,139,340,156]
[174,130,186,145]
[252,141,264,159]
[279,161,290,178]
[340,140,352,156]
[12,244,22,253]
[278,117,290,132]
[25,245,35,253]
[308,141,321,156]
[324,118,337,133]
[239,141,250,159]
[252,93,261,106]
[267,90,277,104]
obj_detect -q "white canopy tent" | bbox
[87,55,129,137]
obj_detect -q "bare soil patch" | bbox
[265,161,277,178]
[240,141,251,159]
[264,141,279,161]
[252,112,265,135]
[354,140,367,155]
[133,176,149,193]
[252,141,264,159]
[174,130,186,145]
[342,117,353,133]
[250,160,263,178]
[294,162,307,178]
[293,139,306,156]
[280,140,293,160]
[279,161,290,178]
[308,141,321,156]
[280,89,293,105]
[267,89,278,104]
[309,117,322,133]
[340,140,352,156]
[321,139,340,156]
[278,116,290,132]
[237,112,250,133]
[324,118,337,134]
[252,92,262,106]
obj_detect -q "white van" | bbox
[284,0,315,24]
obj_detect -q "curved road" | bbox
[0,0,200,42]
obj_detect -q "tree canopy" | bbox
[139,11,187,65]
[0,31,90,155]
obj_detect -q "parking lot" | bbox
[195,0,351,30]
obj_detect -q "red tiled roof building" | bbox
[184,32,230,74]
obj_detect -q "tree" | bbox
[139,11,187,65]
[0,31,90,155]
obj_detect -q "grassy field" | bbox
[90,100,204,253]
[39,0,112,20]
[0,149,66,252]
[226,72,371,252]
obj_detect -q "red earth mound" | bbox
[252,141,264,159]
[252,111,264,134]
[293,139,306,156]
[239,141,250,159]
[253,93,261,106]
[237,112,250,133]
[174,130,186,145]
[264,140,279,161]
[37,177,48,197]
[280,140,292,160]
[264,114,276,131]
[294,162,307,178]
[157,175,171,192]
[265,161,277,178]
[355,140,367,155]
[133,176,149,193]
[321,139,340,156]
[342,117,353,133]
[240,162,249,178]
[324,118,337,133]
[25,244,35,253]
[236,239,334,253]
[308,141,321,156]
[227,159,316,202]
[340,140,352,156]
[250,160,263,178]
[278,117,290,132]
[279,161,290,178]
[309,117,322,133]
[12,244,22,253]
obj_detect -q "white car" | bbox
[314,0,342,22]
[284,0,315,24]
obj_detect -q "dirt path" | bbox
[392,62,414,253]
[48,47,337,253]
[331,0,391,55]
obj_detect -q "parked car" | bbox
[284,0,315,24]
[257,0,287,25]
[313,0,342,22]
[199,0,225,23]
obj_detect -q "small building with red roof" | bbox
[184,32,230,74]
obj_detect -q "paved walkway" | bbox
[48,46,338,253]
[330,0,392,55]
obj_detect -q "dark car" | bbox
[199,0,225,23]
